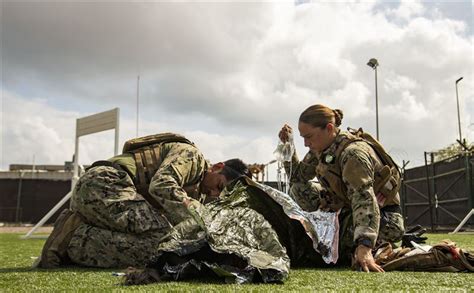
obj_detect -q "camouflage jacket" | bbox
[110,142,209,225]
[284,131,384,247]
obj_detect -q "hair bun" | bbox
[333,109,343,127]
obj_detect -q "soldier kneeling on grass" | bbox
[36,133,250,269]
[277,104,406,272]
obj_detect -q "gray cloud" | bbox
[1,1,473,173]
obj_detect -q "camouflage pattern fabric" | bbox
[67,223,167,268]
[378,209,405,244]
[284,151,319,184]
[288,181,404,264]
[70,166,170,234]
[147,142,209,226]
[127,178,346,284]
[340,142,381,246]
[67,142,209,268]
[288,181,322,212]
[144,179,291,283]
[110,142,209,225]
[285,139,405,248]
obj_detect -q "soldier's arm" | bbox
[284,151,318,184]
[341,145,380,247]
[148,145,206,224]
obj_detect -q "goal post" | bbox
[22,108,120,239]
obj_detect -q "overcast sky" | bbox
[1,0,473,180]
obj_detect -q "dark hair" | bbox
[299,104,344,128]
[221,158,251,180]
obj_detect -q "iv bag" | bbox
[274,133,295,162]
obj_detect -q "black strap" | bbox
[381,204,402,214]
[86,160,115,171]
[87,160,135,180]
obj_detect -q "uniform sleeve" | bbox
[284,151,318,183]
[340,145,380,247]
[148,144,207,225]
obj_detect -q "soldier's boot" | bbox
[35,209,84,268]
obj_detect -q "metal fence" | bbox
[401,152,473,231]
[0,178,71,224]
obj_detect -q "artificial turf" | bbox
[0,233,473,291]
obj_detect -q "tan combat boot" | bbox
[35,209,84,268]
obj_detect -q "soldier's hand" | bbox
[183,198,201,210]
[278,124,293,143]
[401,225,427,248]
[354,245,385,273]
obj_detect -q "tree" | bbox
[434,139,473,162]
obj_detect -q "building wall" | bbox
[0,172,72,224]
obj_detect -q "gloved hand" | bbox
[401,225,428,248]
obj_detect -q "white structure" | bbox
[73,108,120,186]
[22,108,120,239]
[450,209,474,234]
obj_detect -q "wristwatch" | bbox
[357,238,373,248]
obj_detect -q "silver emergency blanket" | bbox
[256,183,339,264]
[124,177,339,285]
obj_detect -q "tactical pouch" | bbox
[373,166,400,206]
[350,128,400,172]
[123,132,193,153]
[349,128,401,207]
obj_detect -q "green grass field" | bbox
[0,233,473,292]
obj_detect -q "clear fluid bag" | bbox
[273,132,295,162]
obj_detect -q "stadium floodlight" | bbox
[367,58,379,69]
[367,58,380,140]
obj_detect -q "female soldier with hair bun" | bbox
[278,104,405,272]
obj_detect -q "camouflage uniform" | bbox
[286,181,321,212]
[67,142,209,268]
[285,131,405,262]
[67,223,167,268]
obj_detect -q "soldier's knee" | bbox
[288,183,304,197]
[379,213,405,243]
[393,214,405,241]
[288,182,321,212]
[289,181,321,195]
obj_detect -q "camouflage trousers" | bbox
[67,166,171,268]
[67,223,167,268]
[289,182,405,263]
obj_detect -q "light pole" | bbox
[455,77,463,142]
[136,75,140,137]
[367,58,380,140]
